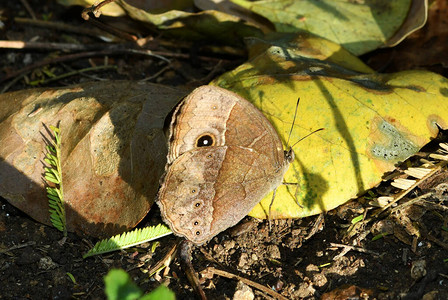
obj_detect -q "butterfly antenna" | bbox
[286,97,301,148]
[291,128,324,149]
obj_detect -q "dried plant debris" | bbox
[344,143,448,249]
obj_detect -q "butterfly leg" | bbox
[268,189,277,231]
[282,182,303,208]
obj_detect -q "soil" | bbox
[1,1,448,300]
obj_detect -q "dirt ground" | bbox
[1,1,448,299]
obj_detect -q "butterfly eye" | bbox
[196,134,214,147]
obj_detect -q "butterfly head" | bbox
[284,147,295,164]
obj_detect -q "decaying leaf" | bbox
[57,0,127,17]
[115,0,263,46]
[212,32,448,220]
[57,0,195,16]
[0,81,186,237]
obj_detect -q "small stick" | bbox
[389,192,432,214]
[0,40,112,52]
[329,243,380,257]
[33,65,117,85]
[373,161,448,218]
[0,47,168,85]
[204,267,289,300]
[140,65,172,82]
[427,234,448,251]
[0,40,225,85]
[179,240,207,300]
[0,241,36,254]
[81,0,117,20]
[304,213,325,241]
[146,242,178,277]
[20,0,36,20]
[5,17,111,40]
[0,41,166,61]
[83,16,138,42]
[1,72,28,94]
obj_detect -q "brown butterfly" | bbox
[157,86,293,245]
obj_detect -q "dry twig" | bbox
[0,241,36,254]
[20,0,36,20]
[202,267,289,300]
[329,242,380,260]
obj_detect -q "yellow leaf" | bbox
[212,33,448,219]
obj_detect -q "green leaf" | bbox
[45,174,60,184]
[47,194,60,203]
[83,224,172,258]
[46,153,58,163]
[66,272,77,285]
[50,214,62,224]
[46,187,58,196]
[44,168,61,182]
[54,133,60,145]
[140,285,175,300]
[351,215,364,224]
[49,125,60,133]
[49,202,61,211]
[318,262,331,268]
[372,233,389,241]
[104,269,142,300]
[46,145,56,153]
[44,157,56,166]
[44,123,66,236]
[231,0,422,55]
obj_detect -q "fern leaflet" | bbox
[44,125,67,236]
[83,224,172,258]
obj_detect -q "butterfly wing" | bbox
[167,86,285,167]
[158,145,286,244]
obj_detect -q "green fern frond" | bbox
[44,124,67,236]
[83,224,172,258]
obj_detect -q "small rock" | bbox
[312,273,328,287]
[267,245,281,259]
[411,259,426,280]
[321,285,374,300]
[38,256,58,270]
[272,280,284,292]
[371,219,394,236]
[291,229,302,236]
[238,253,249,268]
[422,291,439,300]
[214,244,224,255]
[233,281,254,300]
[23,53,32,65]
[223,240,236,251]
[305,264,319,272]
